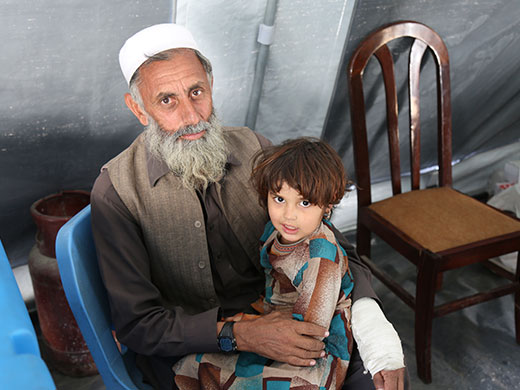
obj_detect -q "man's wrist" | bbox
[217,321,237,352]
[232,319,250,352]
[216,321,225,337]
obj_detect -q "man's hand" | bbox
[233,311,328,366]
[373,367,405,390]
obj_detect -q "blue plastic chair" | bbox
[55,205,153,390]
[0,240,56,390]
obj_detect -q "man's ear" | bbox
[124,93,149,126]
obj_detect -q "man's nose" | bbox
[179,99,200,127]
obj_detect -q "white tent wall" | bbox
[175,0,356,142]
[1,1,173,267]
[175,0,266,127]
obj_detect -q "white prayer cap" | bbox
[119,23,201,85]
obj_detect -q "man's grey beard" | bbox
[144,111,228,190]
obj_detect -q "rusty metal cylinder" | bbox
[28,190,96,376]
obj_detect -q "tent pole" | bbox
[245,0,279,130]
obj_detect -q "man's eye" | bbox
[192,89,202,97]
[161,97,171,104]
[300,200,311,207]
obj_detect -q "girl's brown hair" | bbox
[251,137,350,209]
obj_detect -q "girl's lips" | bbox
[282,224,298,234]
[180,130,206,141]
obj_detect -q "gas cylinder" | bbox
[28,190,97,376]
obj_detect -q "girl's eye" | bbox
[274,196,284,204]
[300,200,311,207]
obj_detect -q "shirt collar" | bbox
[145,145,241,187]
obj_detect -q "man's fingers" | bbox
[373,368,405,390]
[287,345,326,360]
[373,372,385,390]
[293,319,329,339]
[380,368,405,390]
[267,335,325,360]
[284,356,317,367]
[233,312,327,366]
[280,316,327,352]
[280,345,327,367]
[292,334,325,352]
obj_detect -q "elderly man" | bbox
[91,23,406,390]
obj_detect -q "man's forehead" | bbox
[140,48,195,70]
[138,52,209,92]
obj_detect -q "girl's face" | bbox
[267,182,330,244]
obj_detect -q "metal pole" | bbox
[245,0,279,130]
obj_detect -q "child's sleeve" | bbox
[291,237,352,331]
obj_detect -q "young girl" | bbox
[173,137,355,389]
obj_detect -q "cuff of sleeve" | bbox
[349,264,380,304]
[183,307,221,353]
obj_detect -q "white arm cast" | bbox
[351,297,405,377]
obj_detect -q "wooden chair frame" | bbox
[347,21,520,383]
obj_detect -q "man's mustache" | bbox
[165,119,211,142]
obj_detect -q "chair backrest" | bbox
[55,205,152,390]
[0,240,56,390]
[348,21,453,207]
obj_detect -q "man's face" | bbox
[133,49,213,139]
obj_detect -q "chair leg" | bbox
[435,272,443,291]
[515,251,520,345]
[356,223,371,258]
[415,251,439,383]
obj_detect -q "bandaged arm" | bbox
[351,297,405,376]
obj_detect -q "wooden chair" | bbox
[347,20,520,383]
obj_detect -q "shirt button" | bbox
[194,220,202,228]
[198,261,206,269]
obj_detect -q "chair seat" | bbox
[368,187,520,253]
